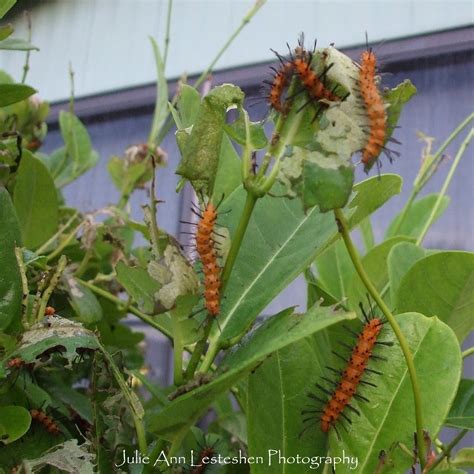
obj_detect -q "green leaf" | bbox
[385,193,450,239]
[0,83,36,106]
[359,216,375,251]
[64,277,103,324]
[0,37,38,51]
[348,236,414,310]
[176,84,201,128]
[210,174,402,348]
[176,84,244,194]
[56,111,99,187]
[0,0,16,19]
[330,313,461,473]
[451,448,474,469]
[223,113,268,150]
[315,239,353,301]
[13,150,58,249]
[388,242,427,303]
[116,261,160,314]
[446,379,474,430]
[149,37,168,144]
[147,305,356,440]
[212,134,242,201]
[396,251,474,342]
[247,332,332,473]
[0,187,22,330]
[0,24,13,41]
[384,79,418,135]
[0,405,31,444]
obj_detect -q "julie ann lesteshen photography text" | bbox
[115,449,360,470]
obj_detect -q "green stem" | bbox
[417,127,473,245]
[162,0,173,68]
[46,221,84,262]
[462,346,474,359]
[14,247,29,327]
[21,11,32,84]
[428,429,468,471]
[220,192,257,293]
[193,0,266,90]
[36,212,79,255]
[184,317,213,379]
[171,316,184,385]
[68,62,75,114]
[148,158,162,258]
[96,340,147,455]
[333,208,426,469]
[74,248,93,278]
[37,255,68,322]
[76,278,173,339]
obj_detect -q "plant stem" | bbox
[21,11,32,84]
[37,255,68,322]
[14,247,29,327]
[96,340,147,455]
[220,192,257,293]
[77,278,173,339]
[171,315,184,385]
[46,221,84,262]
[36,212,79,255]
[428,429,468,471]
[393,112,474,236]
[462,346,474,359]
[162,0,173,68]
[68,62,75,114]
[333,207,427,469]
[417,127,473,245]
[184,316,213,379]
[148,158,163,259]
[193,0,267,90]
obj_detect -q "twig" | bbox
[21,11,32,84]
[37,255,68,322]
[427,429,468,471]
[417,127,473,245]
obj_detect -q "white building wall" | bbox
[0,0,472,102]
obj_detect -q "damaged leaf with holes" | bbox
[176,84,245,195]
[147,236,200,312]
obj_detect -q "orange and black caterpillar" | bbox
[357,39,400,172]
[262,36,347,120]
[302,304,392,437]
[195,202,221,316]
[30,408,61,435]
[191,445,216,474]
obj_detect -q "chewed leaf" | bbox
[176,84,244,195]
[20,439,95,472]
[384,79,417,135]
[2,315,99,369]
[279,147,354,212]
[148,239,200,311]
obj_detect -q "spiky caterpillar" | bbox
[359,48,388,171]
[195,202,221,316]
[320,318,383,433]
[30,408,61,435]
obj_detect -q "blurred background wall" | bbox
[0,1,472,392]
